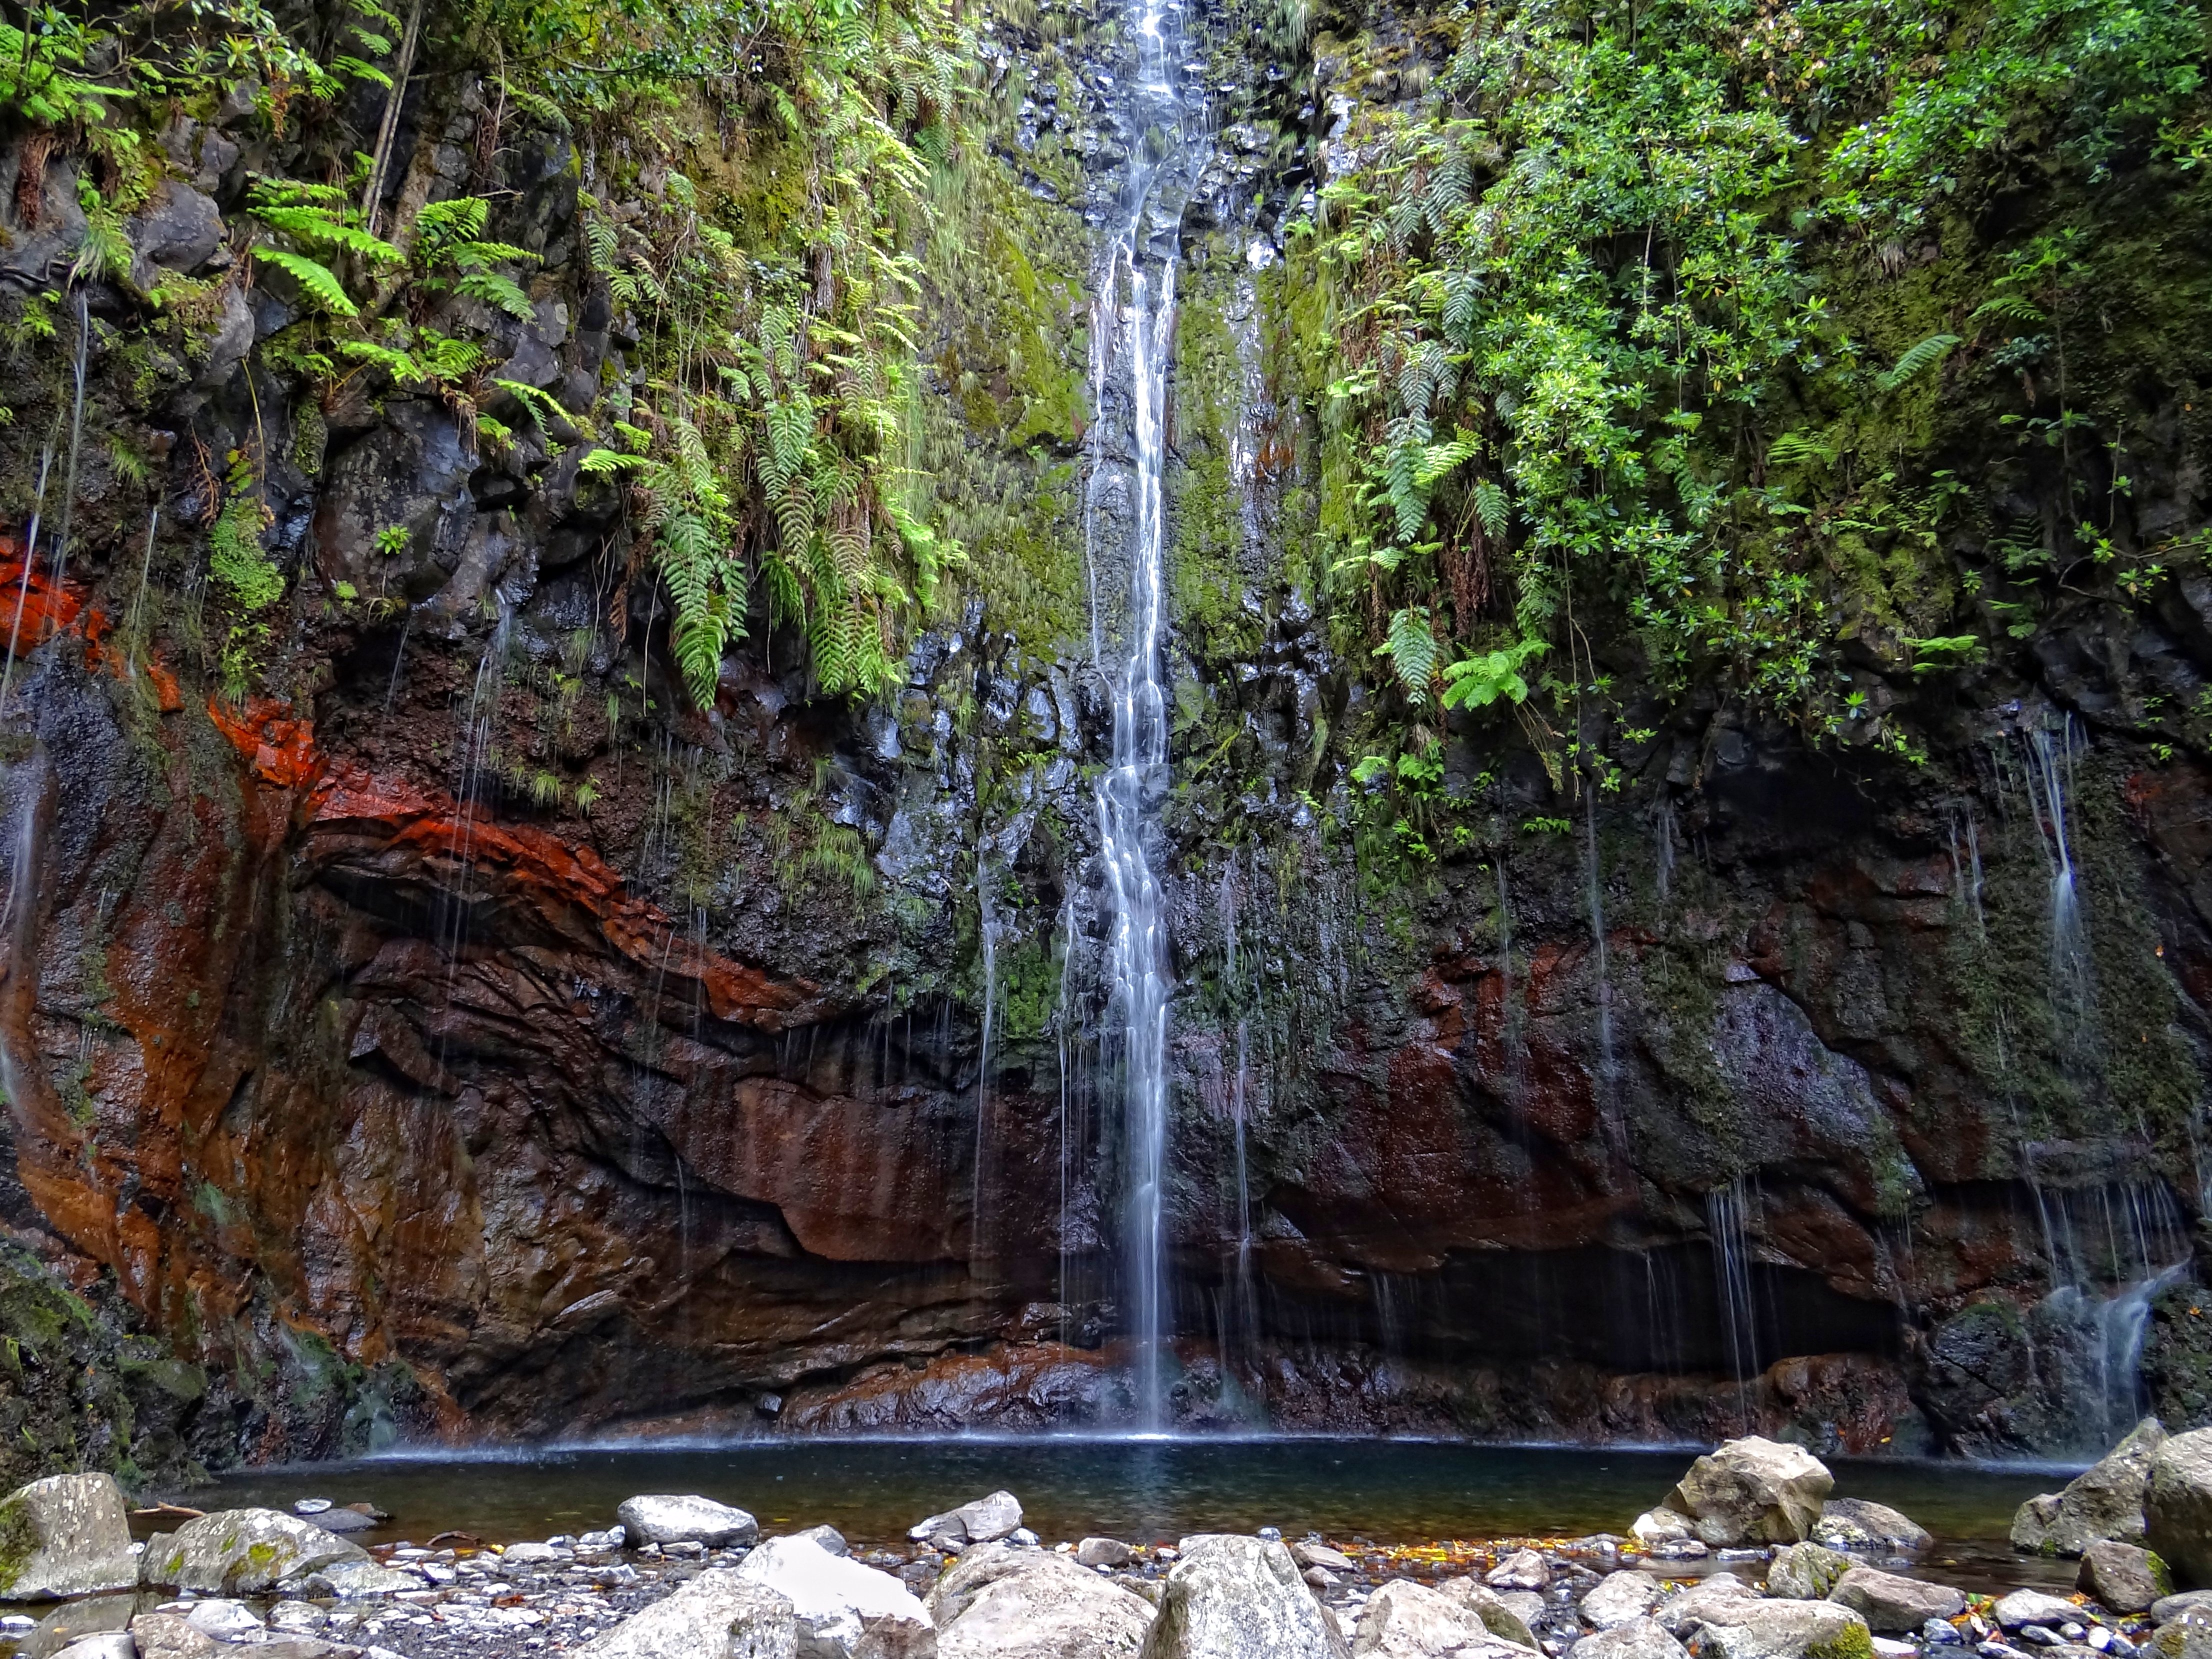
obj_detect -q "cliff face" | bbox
[2,0,2212,1476]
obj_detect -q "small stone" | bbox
[182,1601,264,1642]
[1996,1593,2086,1634]
[1436,1579,1542,1650]
[1292,1543,1354,1574]
[910,1490,1024,1550]
[1632,1512,1697,1548]
[294,1502,334,1516]
[1077,1539,1135,1570]
[788,1526,848,1558]
[1306,1567,1338,1589]
[502,1543,565,1564]
[1929,1621,1968,1646]
[2154,1594,2212,1626]
[614,1498,759,1550]
[1653,1574,1757,1638]
[1874,1641,1921,1658]
[1490,1550,1550,1592]
[268,1606,326,1634]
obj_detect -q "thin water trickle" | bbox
[972,857,1000,1290]
[2024,720,2090,1016]
[1,446,56,710]
[1085,0,1200,1430]
[51,292,89,598]
[1707,1177,1761,1428]
[1228,1017,1256,1373]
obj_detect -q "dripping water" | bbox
[1228,1017,1256,1376]
[52,292,88,597]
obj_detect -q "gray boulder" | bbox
[1435,1579,1540,1650]
[574,1568,797,1659]
[129,1613,218,1659]
[792,1526,850,1558]
[2152,1430,2212,1588]
[124,180,222,298]
[0,1473,138,1600]
[299,1558,424,1597]
[52,1636,135,1659]
[1582,1573,1666,1631]
[2153,1611,2212,1659]
[1696,1602,1874,1659]
[182,1602,264,1642]
[1826,1568,1965,1632]
[1352,1580,1530,1658]
[736,1534,934,1657]
[1993,1591,2083,1632]
[1080,1540,1138,1570]
[1768,1544,1852,1600]
[1652,1575,1756,1638]
[2081,1541,2172,1612]
[1811,1501,1932,1555]
[925,1542,1156,1658]
[1631,1511,1696,1548]
[140,1508,366,1593]
[911,1492,1024,1551]
[615,1496,761,1548]
[1663,1438,1834,1546]
[1294,1544,1355,1574]
[1568,1619,1690,1659]
[2018,1420,2170,1557]
[1138,1535,1350,1659]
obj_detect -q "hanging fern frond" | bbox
[1375,606,1443,704]
[1876,332,1962,392]
[252,246,359,316]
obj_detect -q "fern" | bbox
[340,339,428,384]
[496,378,566,428]
[1474,478,1510,538]
[1878,332,1962,392]
[455,269,534,320]
[252,246,358,316]
[578,448,652,474]
[1375,606,1442,704]
[1440,639,1545,710]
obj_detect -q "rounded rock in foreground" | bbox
[1570,1618,1692,1659]
[1138,1534,1348,1659]
[0,1474,139,1600]
[1826,1566,1966,1633]
[1812,1500,1934,1556]
[2082,1540,2172,1613]
[615,1495,760,1550]
[1662,1437,1834,1548]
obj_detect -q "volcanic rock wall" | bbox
[0,0,2210,1478]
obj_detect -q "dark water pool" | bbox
[198,1438,2080,1594]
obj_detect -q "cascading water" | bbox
[1084,0,1200,1430]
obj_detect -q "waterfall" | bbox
[972,859,1000,1288]
[2024,718,2093,1030]
[1707,1177,1762,1428]
[1086,0,1197,1432]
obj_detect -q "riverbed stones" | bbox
[1081,1540,1138,1570]
[1661,1438,1835,1546]
[130,1612,222,1659]
[1812,1502,1933,1556]
[616,1496,760,1550]
[736,1534,934,1656]
[910,1494,1024,1552]
[141,1508,368,1594]
[1568,1618,1690,1659]
[0,1473,138,1599]
[1768,1544,1852,1600]
[1487,1550,1549,1592]
[2151,1431,2212,1588]
[1826,1567,1966,1632]
[2082,1542,2172,1612]
[1580,1574,1664,1631]
[576,1568,797,1659]
[2018,1422,2170,1558]
[1436,1579,1540,1650]
[926,1542,1154,1658]
[1696,1600,1874,1659]
[183,1600,266,1641]
[1138,1534,1349,1659]
[1352,1580,1532,1659]
[1994,1592,2083,1632]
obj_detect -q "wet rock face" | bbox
[2,0,2212,1470]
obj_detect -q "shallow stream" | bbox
[199,1438,2082,1594]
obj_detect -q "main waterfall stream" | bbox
[1086,0,1204,1427]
